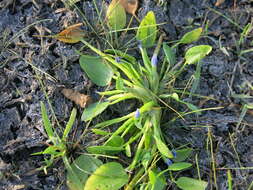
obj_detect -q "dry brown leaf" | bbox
[215,0,225,6]
[33,23,85,43]
[61,88,92,108]
[118,0,138,16]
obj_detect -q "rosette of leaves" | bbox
[76,11,211,190]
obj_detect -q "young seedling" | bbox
[32,102,77,174]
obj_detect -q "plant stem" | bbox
[125,167,145,190]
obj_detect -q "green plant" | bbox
[32,102,77,173]
[75,11,212,190]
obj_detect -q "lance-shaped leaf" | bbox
[179,28,203,44]
[34,23,85,43]
[136,11,157,48]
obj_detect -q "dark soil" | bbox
[0,0,253,190]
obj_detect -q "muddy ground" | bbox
[0,0,253,189]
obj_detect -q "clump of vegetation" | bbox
[34,1,213,190]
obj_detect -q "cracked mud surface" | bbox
[0,0,253,189]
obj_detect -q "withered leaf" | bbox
[215,0,225,6]
[33,23,85,43]
[119,0,138,16]
[61,88,92,108]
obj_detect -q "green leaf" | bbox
[125,144,131,157]
[163,43,176,66]
[136,11,157,48]
[179,28,203,44]
[176,177,208,190]
[91,129,110,136]
[141,151,152,171]
[80,55,113,86]
[105,135,124,147]
[81,101,110,122]
[63,108,77,141]
[67,155,102,190]
[116,75,124,90]
[84,162,128,190]
[185,45,212,65]
[87,145,124,155]
[105,49,137,63]
[149,169,166,190]
[154,136,173,158]
[173,148,192,162]
[106,0,126,31]
[167,162,192,171]
[40,102,54,143]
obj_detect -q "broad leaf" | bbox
[106,0,126,30]
[80,55,113,86]
[67,155,102,190]
[81,101,110,122]
[167,162,192,171]
[176,177,208,190]
[179,28,203,44]
[173,148,192,162]
[84,162,128,190]
[136,11,157,48]
[185,45,212,64]
[105,135,124,147]
[149,169,166,190]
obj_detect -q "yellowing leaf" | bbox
[56,23,85,43]
[136,11,157,48]
[179,27,203,44]
[33,23,85,43]
[61,88,92,108]
[84,162,128,190]
[106,0,126,30]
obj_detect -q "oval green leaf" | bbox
[173,148,192,162]
[179,28,203,44]
[105,135,124,147]
[84,162,128,190]
[185,45,212,64]
[81,101,110,122]
[136,11,157,48]
[167,162,192,171]
[106,0,126,31]
[176,177,208,190]
[67,155,102,190]
[80,55,113,86]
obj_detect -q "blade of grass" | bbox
[62,108,77,141]
[227,170,232,190]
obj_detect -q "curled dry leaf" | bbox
[119,0,138,16]
[33,23,85,43]
[61,88,92,108]
[215,0,225,6]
